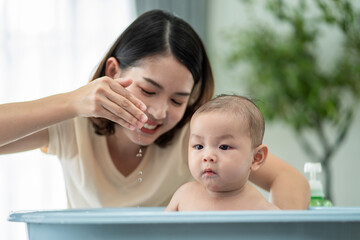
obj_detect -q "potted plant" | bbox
[227,0,360,202]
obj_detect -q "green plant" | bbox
[227,0,360,202]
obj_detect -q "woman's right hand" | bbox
[69,76,148,130]
[0,76,148,151]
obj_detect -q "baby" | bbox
[166,94,279,211]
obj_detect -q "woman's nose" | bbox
[147,101,168,120]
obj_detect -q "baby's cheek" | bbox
[227,166,250,182]
[188,156,201,178]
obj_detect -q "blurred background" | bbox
[0,0,359,239]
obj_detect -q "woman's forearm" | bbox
[250,153,310,210]
[0,76,148,148]
[269,169,310,209]
[0,92,76,147]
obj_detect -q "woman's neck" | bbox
[106,127,144,177]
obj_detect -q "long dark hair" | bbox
[90,9,214,147]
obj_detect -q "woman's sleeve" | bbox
[47,119,76,160]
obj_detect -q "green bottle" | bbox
[304,162,333,207]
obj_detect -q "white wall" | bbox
[207,0,360,206]
[0,1,136,239]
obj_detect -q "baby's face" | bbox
[188,112,255,193]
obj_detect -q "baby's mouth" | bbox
[203,168,217,177]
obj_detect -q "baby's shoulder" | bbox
[169,181,202,207]
[263,201,280,210]
[252,198,280,210]
[177,181,202,193]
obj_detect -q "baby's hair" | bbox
[192,94,265,147]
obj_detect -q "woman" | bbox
[0,10,309,209]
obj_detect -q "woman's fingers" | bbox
[111,78,147,111]
[102,94,145,129]
[98,103,137,130]
[72,76,148,129]
[108,78,147,124]
[91,77,147,129]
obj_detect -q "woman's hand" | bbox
[0,76,148,151]
[70,76,148,130]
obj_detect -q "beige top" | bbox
[47,117,192,208]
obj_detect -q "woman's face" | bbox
[117,55,194,146]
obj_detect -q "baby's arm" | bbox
[164,189,181,211]
[164,183,193,211]
[164,197,179,211]
[248,183,280,210]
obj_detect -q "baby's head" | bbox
[191,94,265,148]
[188,94,268,192]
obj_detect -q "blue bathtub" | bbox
[8,207,360,240]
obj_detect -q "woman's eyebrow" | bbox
[143,77,163,89]
[143,77,191,96]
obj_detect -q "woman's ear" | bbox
[251,144,268,171]
[105,57,121,78]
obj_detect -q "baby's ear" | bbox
[251,144,268,171]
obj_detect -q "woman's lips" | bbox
[140,122,161,134]
[143,123,157,130]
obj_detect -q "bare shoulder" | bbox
[249,197,280,210]
[263,201,281,210]
[254,194,280,210]
[165,181,201,212]
[178,181,201,191]
[248,183,280,210]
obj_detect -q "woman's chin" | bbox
[132,133,157,146]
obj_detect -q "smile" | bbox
[140,122,161,134]
[143,123,157,130]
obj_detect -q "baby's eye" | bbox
[219,145,231,150]
[193,144,203,150]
